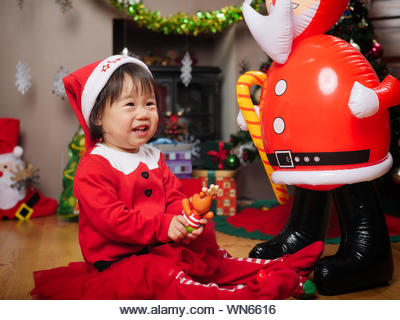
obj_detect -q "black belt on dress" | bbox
[267,149,370,168]
[93,246,150,272]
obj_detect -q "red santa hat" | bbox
[63,55,152,150]
[0,118,23,161]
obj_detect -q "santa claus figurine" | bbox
[0,118,57,220]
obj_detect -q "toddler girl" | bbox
[31,55,322,299]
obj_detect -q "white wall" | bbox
[0,0,274,201]
[0,0,117,201]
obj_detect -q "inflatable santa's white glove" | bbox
[237,105,260,131]
[237,110,248,131]
[242,0,294,64]
[348,81,379,119]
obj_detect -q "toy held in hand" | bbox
[181,184,219,233]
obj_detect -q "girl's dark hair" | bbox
[88,63,159,143]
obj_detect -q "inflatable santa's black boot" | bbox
[314,181,393,295]
[249,186,331,259]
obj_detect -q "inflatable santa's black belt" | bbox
[267,149,370,169]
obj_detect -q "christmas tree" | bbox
[327,0,388,80]
[328,0,400,208]
[57,128,85,220]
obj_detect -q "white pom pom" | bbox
[13,146,23,158]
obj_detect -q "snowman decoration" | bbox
[237,0,400,295]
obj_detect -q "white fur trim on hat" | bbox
[271,153,393,186]
[81,55,152,125]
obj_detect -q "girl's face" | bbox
[98,76,159,153]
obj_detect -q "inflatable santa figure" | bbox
[0,118,57,220]
[237,0,400,295]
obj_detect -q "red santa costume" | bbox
[31,55,323,300]
[0,118,57,220]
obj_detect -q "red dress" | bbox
[31,143,323,299]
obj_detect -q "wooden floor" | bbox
[0,215,399,299]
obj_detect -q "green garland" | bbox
[109,0,264,36]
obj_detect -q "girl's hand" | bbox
[186,218,209,241]
[168,215,188,242]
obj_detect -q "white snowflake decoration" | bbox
[188,135,201,160]
[180,51,192,87]
[52,66,69,100]
[15,61,32,95]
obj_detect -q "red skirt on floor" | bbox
[31,226,323,300]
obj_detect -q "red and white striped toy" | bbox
[182,184,219,233]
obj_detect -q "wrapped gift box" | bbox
[192,169,237,216]
[153,143,192,179]
[204,141,232,170]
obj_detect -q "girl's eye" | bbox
[146,101,156,107]
[126,102,135,107]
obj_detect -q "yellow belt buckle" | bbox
[15,203,34,221]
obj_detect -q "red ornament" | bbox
[370,40,384,59]
[242,150,249,162]
[164,113,187,141]
[169,114,179,123]
[261,65,268,74]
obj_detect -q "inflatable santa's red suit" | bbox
[0,118,57,220]
[237,0,400,295]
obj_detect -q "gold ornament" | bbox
[350,38,360,52]
[392,167,400,184]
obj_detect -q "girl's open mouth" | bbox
[132,125,149,136]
